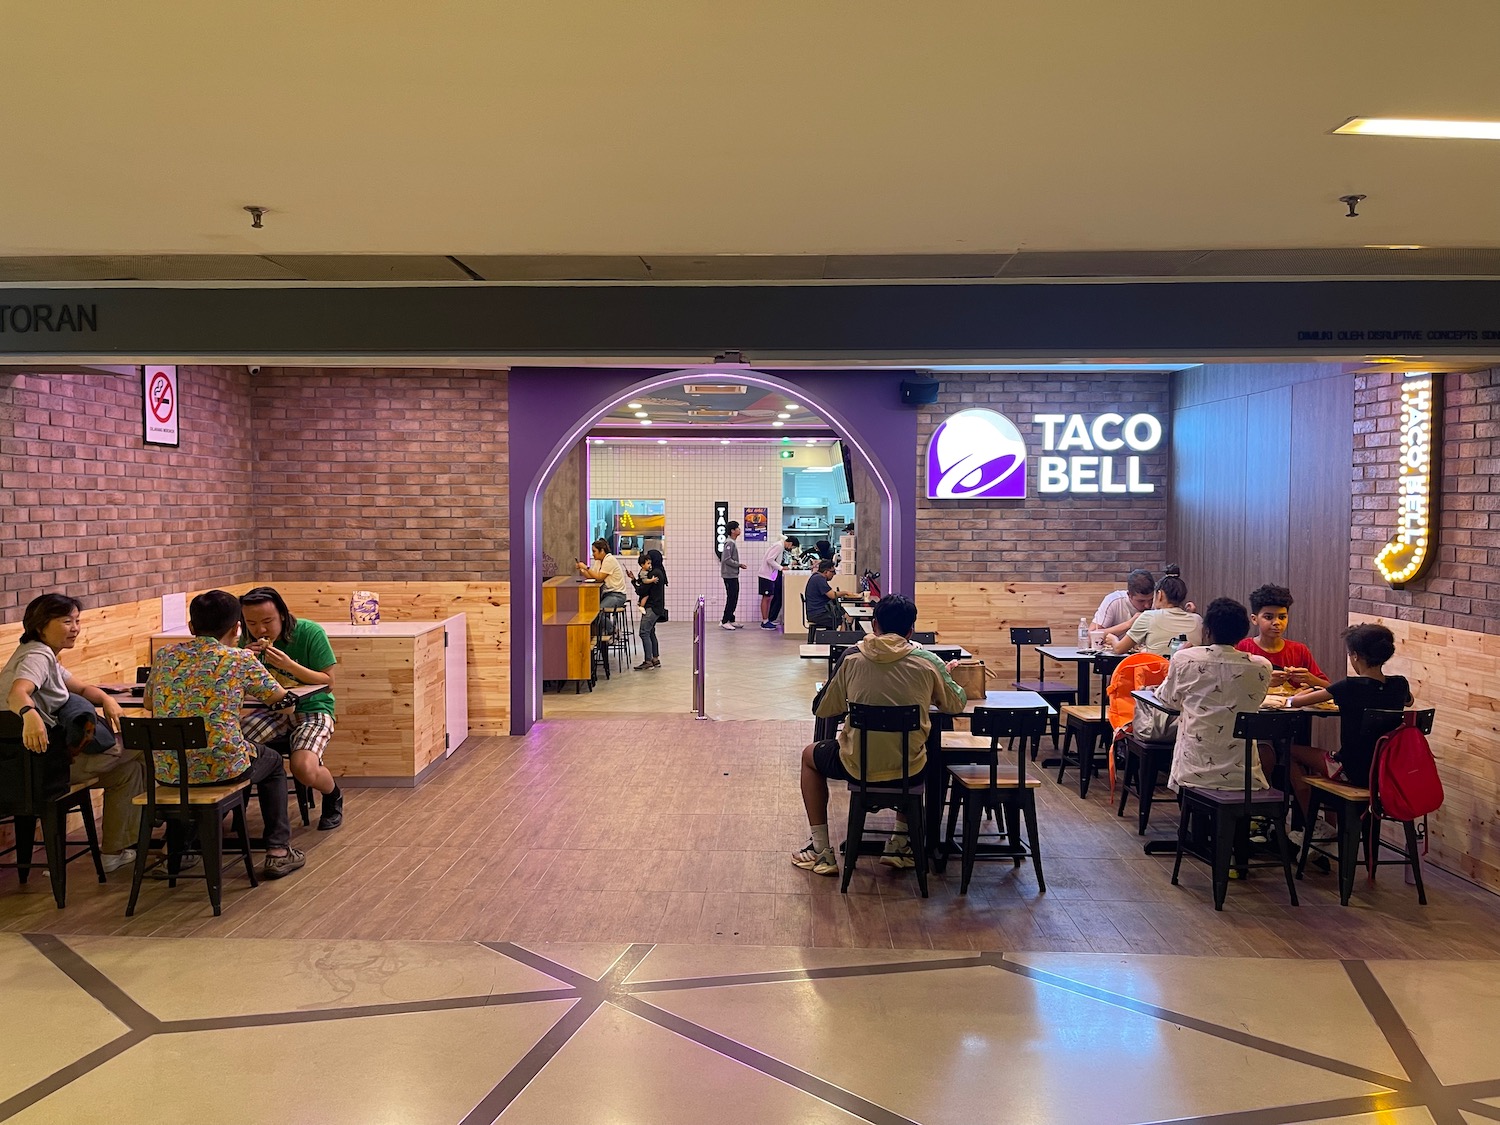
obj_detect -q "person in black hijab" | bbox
[633,549,668,670]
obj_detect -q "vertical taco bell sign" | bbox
[926,409,1028,499]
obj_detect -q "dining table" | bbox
[1033,645,1100,705]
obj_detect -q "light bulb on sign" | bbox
[1374,373,1440,589]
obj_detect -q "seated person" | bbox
[145,590,306,878]
[238,586,344,831]
[1159,597,1273,792]
[0,593,146,873]
[1112,574,1203,655]
[576,539,630,612]
[1236,583,1330,690]
[794,594,967,876]
[1285,623,1412,842]
[805,559,856,633]
[1091,568,1156,642]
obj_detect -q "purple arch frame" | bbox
[507,367,918,733]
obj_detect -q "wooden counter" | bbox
[150,615,467,787]
[542,577,600,685]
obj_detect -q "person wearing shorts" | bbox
[239,586,344,831]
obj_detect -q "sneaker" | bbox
[263,848,307,878]
[99,849,137,874]
[649,659,662,669]
[318,787,344,831]
[760,621,777,630]
[731,623,745,629]
[720,623,737,631]
[791,842,838,876]
[880,836,916,869]
[1284,827,1306,852]
[634,660,654,671]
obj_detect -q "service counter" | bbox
[151,615,468,787]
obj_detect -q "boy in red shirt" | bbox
[1236,584,1331,690]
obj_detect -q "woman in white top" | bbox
[1113,574,1203,655]
[1157,597,1273,792]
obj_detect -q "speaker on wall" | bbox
[900,376,941,405]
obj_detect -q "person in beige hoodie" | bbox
[793,594,967,876]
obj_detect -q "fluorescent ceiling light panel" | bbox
[1333,117,1500,140]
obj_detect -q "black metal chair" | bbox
[122,717,258,917]
[943,705,1050,894]
[816,630,865,678]
[1056,652,1121,794]
[1297,708,1437,906]
[1009,627,1076,758]
[1172,710,1301,910]
[0,713,105,908]
[842,702,927,897]
[1117,731,1176,834]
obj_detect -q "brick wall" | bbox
[249,368,509,582]
[916,372,1171,581]
[1349,367,1500,633]
[0,366,254,619]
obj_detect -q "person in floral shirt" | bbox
[145,589,306,878]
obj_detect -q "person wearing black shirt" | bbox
[631,550,667,670]
[804,559,854,633]
[1288,622,1412,805]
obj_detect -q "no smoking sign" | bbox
[142,365,180,446]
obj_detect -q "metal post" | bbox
[692,595,706,719]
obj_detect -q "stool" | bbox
[1056,704,1110,797]
[1117,733,1175,834]
[841,702,927,897]
[1171,711,1300,911]
[601,604,635,668]
[1296,708,1436,906]
[1008,627,1075,757]
[942,705,1050,895]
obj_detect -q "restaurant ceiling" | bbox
[3,2,1499,277]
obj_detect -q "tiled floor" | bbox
[7,642,1500,1123]
[5,933,1500,1125]
[544,614,821,719]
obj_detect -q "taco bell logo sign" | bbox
[926,408,1163,498]
[926,409,1028,499]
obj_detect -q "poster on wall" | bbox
[713,501,729,559]
[743,507,768,541]
[142,365,180,447]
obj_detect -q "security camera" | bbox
[247,365,262,376]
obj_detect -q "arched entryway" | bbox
[507,366,918,733]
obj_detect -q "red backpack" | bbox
[1369,713,1443,821]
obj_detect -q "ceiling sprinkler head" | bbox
[244,206,267,229]
[1338,194,1367,218]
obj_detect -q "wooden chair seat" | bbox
[1305,777,1370,802]
[948,764,1043,790]
[1060,703,1105,724]
[66,778,98,796]
[132,778,251,806]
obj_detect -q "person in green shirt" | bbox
[238,586,344,831]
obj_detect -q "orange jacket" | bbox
[1106,652,1171,733]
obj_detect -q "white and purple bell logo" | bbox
[926,409,1027,499]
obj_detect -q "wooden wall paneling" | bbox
[207,582,510,734]
[1173,362,1355,410]
[412,629,448,774]
[1169,396,1250,609]
[913,581,1116,672]
[1290,374,1356,672]
[322,635,419,780]
[1239,386,1293,602]
[62,597,162,686]
[1350,614,1500,895]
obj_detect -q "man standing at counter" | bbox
[759,534,799,630]
[720,521,747,630]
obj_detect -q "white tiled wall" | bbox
[588,443,784,620]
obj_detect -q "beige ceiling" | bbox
[4,2,1500,263]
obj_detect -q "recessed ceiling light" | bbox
[1333,116,1500,140]
[720,439,730,445]
[805,438,816,444]
[634,411,649,418]
[657,439,667,445]
[640,419,652,426]
[781,437,791,443]
[785,403,800,411]
[627,402,643,409]
[772,420,784,427]
[777,413,791,419]
[1365,244,1425,250]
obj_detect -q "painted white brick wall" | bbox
[588,443,785,620]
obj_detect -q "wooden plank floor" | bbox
[6,716,1500,957]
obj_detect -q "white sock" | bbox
[811,824,830,852]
